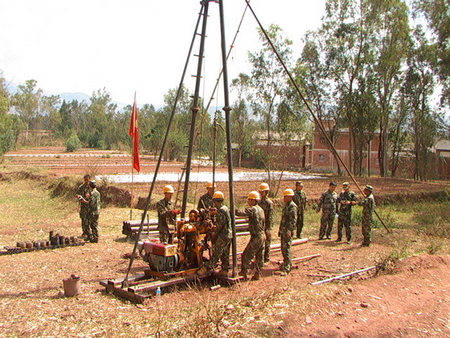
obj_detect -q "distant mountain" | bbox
[59,92,90,103]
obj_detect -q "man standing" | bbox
[76,174,91,239]
[336,182,358,244]
[358,185,375,247]
[197,182,215,210]
[87,180,101,243]
[316,182,338,240]
[197,191,232,276]
[292,181,307,239]
[258,183,273,263]
[236,191,265,281]
[278,188,297,276]
[156,185,180,243]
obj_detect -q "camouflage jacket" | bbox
[197,193,214,210]
[215,204,232,239]
[317,190,338,214]
[258,197,274,231]
[156,198,175,228]
[236,205,265,236]
[359,193,375,219]
[337,190,358,215]
[293,190,307,213]
[89,188,101,216]
[280,201,298,233]
[76,183,91,215]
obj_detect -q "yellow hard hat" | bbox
[213,191,224,200]
[163,185,174,193]
[205,181,215,188]
[259,183,270,191]
[283,188,295,196]
[248,191,260,200]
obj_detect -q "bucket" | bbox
[63,275,81,297]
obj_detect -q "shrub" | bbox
[66,131,82,152]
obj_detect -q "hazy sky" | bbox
[1,0,326,107]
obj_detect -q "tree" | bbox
[247,24,293,184]
[413,0,450,105]
[84,88,118,149]
[231,73,255,167]
[368,0,410,177]
[402,27,439,181]
[0,74,24,160]
[12,79,43,130]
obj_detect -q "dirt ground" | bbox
[1,147,449,337]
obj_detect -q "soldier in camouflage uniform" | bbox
[156,185,180,243]
[336,182,358,244]
[76,174,91,239]
[316,182,338,240]
[258,183,274,263]
[87,181,101,243]
[236,191,265,280]
[292,181,307,239]
[278,189,297,276]
[197,191,232,276]
[358,185,375,247]
[197,182,215,210]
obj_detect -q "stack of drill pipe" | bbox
[124,216,250,238]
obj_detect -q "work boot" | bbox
[197,266,209,276]
[251,272,261,281]
[336,237,342,242]
[217,269,228,277]
[279,270,288,277]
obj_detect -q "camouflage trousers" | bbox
[337,213,352,241]
[241,234,264,272]
[319,211,335,239]
[80,214,90,237]
[158,225,170,243]
[263,230,271,262]
[88,214,99,242]
[207,235,231,270]
[362,218,372,245]
[280,232,293,273]
[296,212,304,238]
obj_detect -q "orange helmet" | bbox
[283,188,295,196]
[163,185,174,193]
[248,191,260,200]
[213,191,224,200]
[205,181,216,188]
[259,183,270,191]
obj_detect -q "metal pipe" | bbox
[181,0,210,217]
[311,266,377,285]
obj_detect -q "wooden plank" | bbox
[100,273,147,287]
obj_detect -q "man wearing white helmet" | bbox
[278,189,298,276]
[258,183,274,263]
[197,181,215,210]
[197,191,232,276]
[156,185,180,243]
[236,191,265,280]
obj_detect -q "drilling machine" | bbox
[138,208,215,278]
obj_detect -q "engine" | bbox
[139,209,215,274]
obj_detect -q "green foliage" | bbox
[66,131,82,152]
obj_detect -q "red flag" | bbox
[129,96,141,172]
